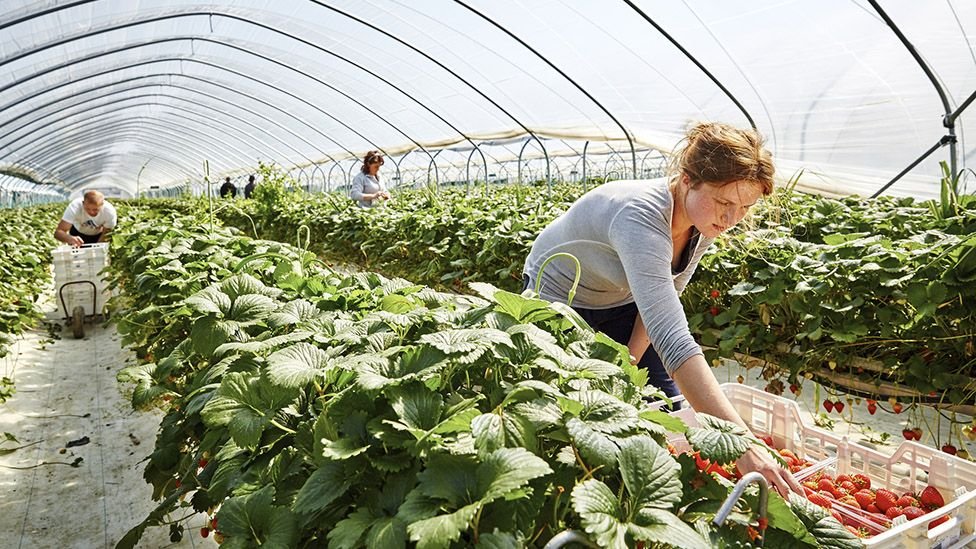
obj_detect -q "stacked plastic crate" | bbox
[53,243,110,318]
[667,384,976,548]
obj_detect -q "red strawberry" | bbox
[903,429,916,440]
[790,383,800,394]
[893,402,903,414]
[929,515,950,529]
[707,462,733,479]
[831,509,844,524]
[854,489,875,510]
[693,452,710,471]
[902,507,926,521]
[757,517,768,531]
[852,474,871,490]
[912,427,923,440]
[802,480,819,491]
[823,399,834,413]
[758,434,774,447]
[919,486,945,509]
[198,458,209,468]
[875,489,898,512]
[838,494,859,507]
[885,506,905,519]
[834,401,845,413]
[897,495,919,508]
[808,491,833,509]
[836,474,852,484]
[942,444,957,455]
[867,402,877,415]
[710,289,721,299]
[710,306,720,316]
[866,503,881,514]
[840,480,857,494]
[200,527,210,538]
[818,478,836,492]
[210,517,218,529]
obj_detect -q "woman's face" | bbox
[682,177,763,238]
[368,157,383,175]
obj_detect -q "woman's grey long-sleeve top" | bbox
[350,172,386,208]
[523,178,714,376]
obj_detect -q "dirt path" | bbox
[0,293,215,549]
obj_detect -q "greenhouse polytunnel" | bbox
[1,2,974,548]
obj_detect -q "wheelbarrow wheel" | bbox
[72,306,85,339]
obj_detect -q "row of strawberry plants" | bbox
[107,205,855,548]
[209,171,976,410]
[0,204,61,402]
[215,166,584,292]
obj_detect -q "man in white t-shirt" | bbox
[54,190,118,247]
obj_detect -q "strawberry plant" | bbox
[0,203,61,401]
[108,207,858,548]
[206,172,976,410]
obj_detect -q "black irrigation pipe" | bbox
[454,0,638,179]
[0,39,333,164]
[21,103,287,172]
[622,0,756,131]
[26,116,256,175]
[3,77,338,169]
[12,95,312,170]
[0,0,96,32]
[0,11,444,179]
[868,0,961,196]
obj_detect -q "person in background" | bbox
[523,122,803,496]
[350,150,390,207]
[244,174,256,198]
[54,190,117,247]
[219,177,237,198]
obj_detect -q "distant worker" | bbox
[219,177,237,198]
[54,190,117,247]
[244,174,256,198]
[350,150,390,207]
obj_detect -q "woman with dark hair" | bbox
[350,150,391,207]
[523,122,802,496]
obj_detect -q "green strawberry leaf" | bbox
[293,461,351,515]
[687,414,752,464]
[266,342,334,388]
[617,436,682,511]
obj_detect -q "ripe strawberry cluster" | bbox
[200,516,222,543]
[800,470,949,538]
[822,399,845,413]
[679,435,817,484]
[754,434,816,474]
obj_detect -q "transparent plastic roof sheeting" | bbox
[1,0,973,200]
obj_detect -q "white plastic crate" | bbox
[53,244,111,317]
[816,440,976,548]
[663,383,845,468]
[662,383,976,548]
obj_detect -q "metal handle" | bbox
[714,471,769,547]
[543,530,599,549]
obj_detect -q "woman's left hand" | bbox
[735,446,804,496]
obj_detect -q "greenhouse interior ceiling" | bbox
[1,0,974,200]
